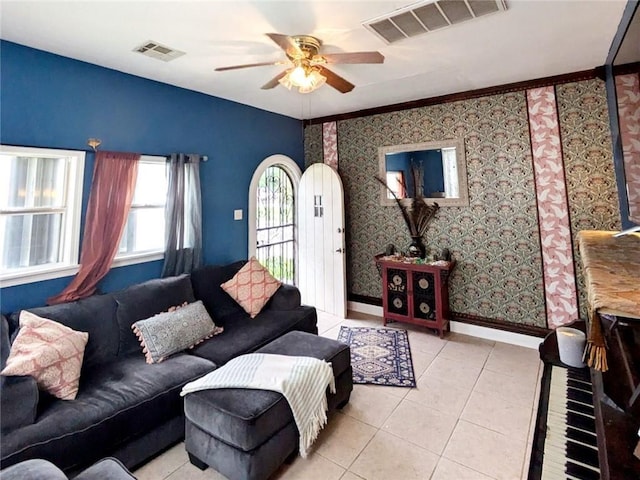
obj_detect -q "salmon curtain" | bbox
[48,151,140,305]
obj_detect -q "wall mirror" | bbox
[606,1,639,228]
[378,139,469,207]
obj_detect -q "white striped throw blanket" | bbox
[181,353,336,458]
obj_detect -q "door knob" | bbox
[335,248,344,253]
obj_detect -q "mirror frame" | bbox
[378,138,469,207]
[605,0,639,229]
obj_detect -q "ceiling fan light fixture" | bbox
[289,64,308,85]
[278,72,295,90]
[279,62,326,93]
[298,69,326,93]
[231,33,375,94]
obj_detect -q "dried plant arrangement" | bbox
[375,164,439,253]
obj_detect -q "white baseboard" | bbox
[348,301,543,350]
[347,301,383,317]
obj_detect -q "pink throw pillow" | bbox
[221,257,282,318]
[1,311,88,400]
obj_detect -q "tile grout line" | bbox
[438,344,495,478]
[165,459,189,480]
[519,359,544,478]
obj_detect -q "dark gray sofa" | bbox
[0,260,317,475]
[0,457,135,480]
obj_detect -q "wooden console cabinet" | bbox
[375,255,455,338]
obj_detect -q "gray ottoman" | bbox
[184,331,352,480]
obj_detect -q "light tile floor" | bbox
[134,311,543,480]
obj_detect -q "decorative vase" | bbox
[408,236,426,259]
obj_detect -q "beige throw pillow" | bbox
[221,257,282,318]
[1,311,88,400]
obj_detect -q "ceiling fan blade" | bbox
[261,71,288,90]
[265,33,302,56]
[317,66,355,93]
[215,61,282,72]
[320,52,385,64]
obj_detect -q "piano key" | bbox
[547,398,593,418]
[565,439,600,468]
[566,399,594,417]
[565,459,601,480]
[568,378,592,392]
[543,437,598,463]
[537,365,600,480]
[567,367,590,380]
[565,425,598,447]
[546,426,597,450]
[566,387,594,406]
[547,410,596,434]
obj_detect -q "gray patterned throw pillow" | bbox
[132,300,223,364]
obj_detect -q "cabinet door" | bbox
[412,270,436,320]
[386,267,409,317]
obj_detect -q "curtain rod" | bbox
[87,139,208,161]
[1,142,208,162]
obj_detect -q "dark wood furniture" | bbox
[538,231,640,480]
[375,254,455,338]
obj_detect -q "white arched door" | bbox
[298,163,346,317]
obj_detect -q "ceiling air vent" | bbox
[133,41,185,62]
[364,0,507,44]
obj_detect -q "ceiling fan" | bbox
[215,33,384,94]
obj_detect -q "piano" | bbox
[534,231,640,480]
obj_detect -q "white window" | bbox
[114,156,167,266]
[386,171,406,199]
[441,147,459,198]
[248,154,302,286]
[255,165,296,284]
[0,145,85,287]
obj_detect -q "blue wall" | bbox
[0,41,304,314]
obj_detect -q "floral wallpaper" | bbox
[304,123,323,165]
[304,79,620,329]
[557,80,621,322]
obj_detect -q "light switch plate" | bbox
[234,209,243,220]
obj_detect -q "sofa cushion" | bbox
[190,261,247,323]
[132,301,223,364]
[1,315,11,370]
[0,375,39,435]
[266,284,301,311]
[220,258,282,318]
[113,274,196,356]
[11,294,118,370]
[189,306,317,366]
[0,353,215,472]
[1,315,39,434]
[2,311,88,400]
[74,457,136,480]
[0,458,68,480]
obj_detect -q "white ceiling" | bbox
[0,0,628,120]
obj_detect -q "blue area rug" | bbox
[338,326,416,388]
